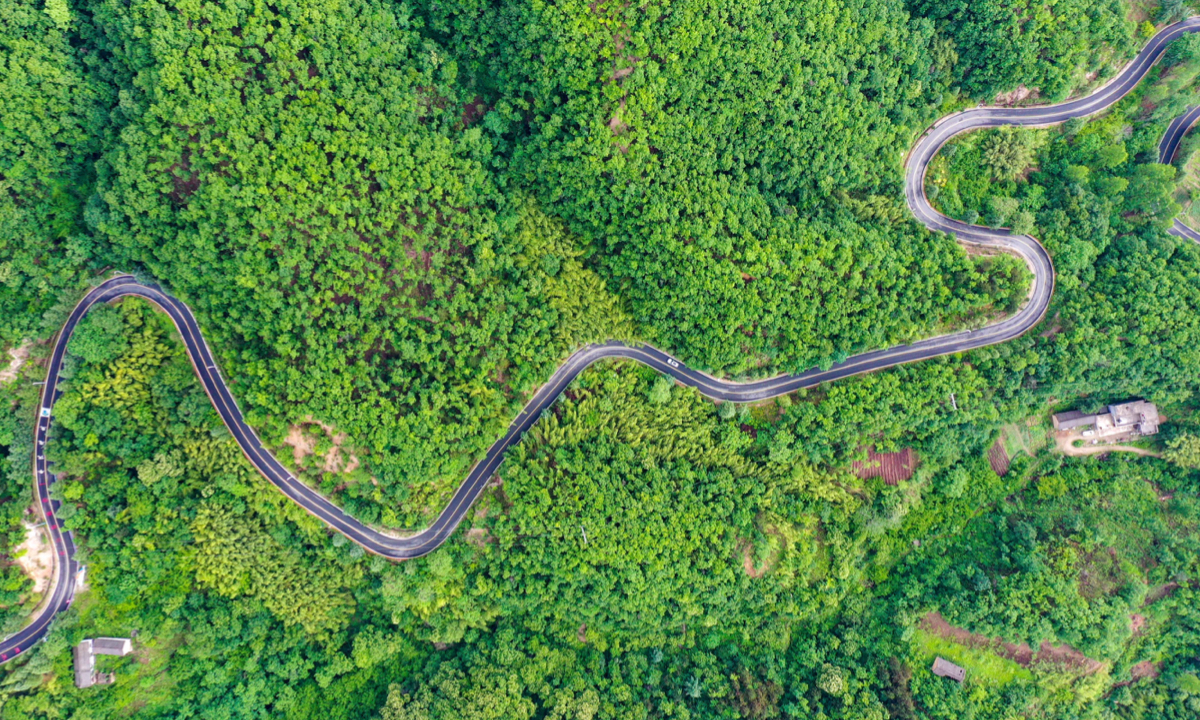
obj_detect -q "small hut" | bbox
[932,656,966,682]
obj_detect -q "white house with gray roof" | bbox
[1052,400,1160,438]
[73,637,133,689]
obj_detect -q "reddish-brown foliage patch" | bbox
[988,440,1011,476]
[853,447,917,486]
[1145,581,1180,606]
[461,95,488,126]
[1130,660,1161,681]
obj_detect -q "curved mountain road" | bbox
[6,17,1200,664]
[1159,103,1200,242]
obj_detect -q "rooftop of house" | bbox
[73,640,96,689]
[1052,409,1096,430]
[932,656,966,682]
[74,637,133,689]
[1110,400,1160,434]
[1053,400,1160,435]
[93,637,133,656]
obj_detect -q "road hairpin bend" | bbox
[1158,104,1200,243]
[6,17,1200,665]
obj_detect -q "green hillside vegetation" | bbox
[0,0,109,344]
[1,291,1197,718]
[0,377,37,631]
[908,0,1132,100]
[5,0,1052,525]
[1164,35,1200,225]
[6,0,1200,719]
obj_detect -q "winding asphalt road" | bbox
[6,17,1200,665]
[1159,104,1200,242]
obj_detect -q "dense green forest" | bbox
[3,302,1200,718]
[5,0,1054,523]
[5,0,1200,718]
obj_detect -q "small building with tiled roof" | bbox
[932,656,966,682]
[73,637,133,689]
[1053,400,1159,439]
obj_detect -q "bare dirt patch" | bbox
[607,107,629,136]
[465,527,493,547]
[853,447,917,486]
[1035,642,1106,674]
[993,85,1040,107]
[988,440,1011,476]
[1039,312,1063,338]
[1130,660,1161,681]
[282,417,360,473]
[592,0,642,153]
[283,425,317,463]
[1126,2,1153,25]
[739,525,786,578]
[741,544,764,577]
[1079,547,1123,600]
[1130,614,1147,635]
[15,523,53,595]
[739,540,771,578]
[920,612,1105,674]
[0,342,31,384]
[461,95,488,126]
[1145,581,1179,606]
[465,505,494,547]
[960,243,1008,259]
[1112,659,1163,689]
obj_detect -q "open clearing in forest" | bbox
[283,418,361,474]
[914,628,1033,686]
[988,441,1011,476]
[852,447,917,486]
[15,522,53,595]
[740,525,786,578]
[992,84,1040,106]
[1176,133,1200,225]
[920,612,1106,675]
[0,342,30,384]
[990,416,1050,475]
[1001,416,1049,458]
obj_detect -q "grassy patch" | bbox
[1077,547,1125,600]
[1001,416,1051,459]
[60,587,187,715]
[913,629,1034,687]
[118,629,187,717]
